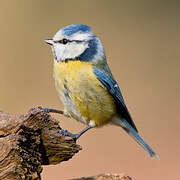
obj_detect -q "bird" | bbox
[44,24,159,159]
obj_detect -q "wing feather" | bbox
[93,67,138,132]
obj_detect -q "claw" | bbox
[29,106,43,112]
[29,107,36,112]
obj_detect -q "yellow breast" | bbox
[53,60,116,127]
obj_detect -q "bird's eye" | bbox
[59,38,69,44]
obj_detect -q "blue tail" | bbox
[112,117,159,159]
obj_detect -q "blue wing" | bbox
[93,67,138,132]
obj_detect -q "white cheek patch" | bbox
[53,41,88,61]
[65,42,88,59]
[53,43,66,60]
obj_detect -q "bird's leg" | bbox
[40,107,64,115]
[29,106,70,116]
[57,126,92,142]
[30,107,92,140]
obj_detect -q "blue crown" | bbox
[61,24,91,36]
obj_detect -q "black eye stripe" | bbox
[54,39,84,44]
[54,38,69,44]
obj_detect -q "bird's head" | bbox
[45,24,106,63]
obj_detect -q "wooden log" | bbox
[0,107,81,180]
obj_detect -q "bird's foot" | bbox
[57,126,92,142]
[57,129,80,142]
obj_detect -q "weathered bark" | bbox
[0,107,81,180]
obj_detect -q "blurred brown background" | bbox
[0,0,179,179]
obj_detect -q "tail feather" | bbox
[112,117,159,159]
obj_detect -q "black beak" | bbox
[44,39,53,45]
